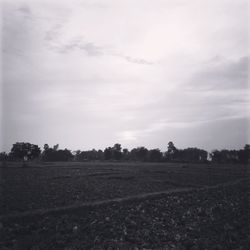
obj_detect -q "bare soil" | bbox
[0,162,249,249]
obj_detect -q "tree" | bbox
[42,146,73,161]
[10,142,41,160]
[238,149,248,164]
[148,149,162,162]
[74,150,81,161]
[56,149,73,161]
[244,144,250,162]
[122,148,130,161]
[97,149,104,160]
[210,150,222,163]
[104,147,113,160]
[74,150,88,161]
[113,143,122,160]
[53,144,59,151]
[177,148,208,162]
[0,152,8,161]
[165,141,178,161]
[244,144,250,152]
[130,147,148,161]
[167,141,177,154]
[104,144,123,161]
[74,149,104,161]
[209,146,248,164]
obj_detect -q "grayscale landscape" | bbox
[0,0,249,249]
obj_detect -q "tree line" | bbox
[0,142,249,164]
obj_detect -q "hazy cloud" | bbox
[190,56,249,90]
[46,35,154,64]
[16,5,31,16]
[1,0,249,152]
[56,39,103,56]
[115,54,154,65]
[44,24,63,42]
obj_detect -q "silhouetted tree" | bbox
[103,144,123,161]
[10,142,41,160]
[42,145,73,161]
[104,147,113,160]
[165,141,178,161]
[97,149,104,160]
[74,149,104,161]
[56,149,73,161]
[0,152,8,161]
[75,150,88,161]
[74,150,81,161]
[210,150,222,163]
[148,149,162,162]
[238,149,248,164]
[122,148,130,161]
[167,141,177,154]
[244,144,250,152]
[210,146,249,164]
[130,147,148,161]
[53,144,59,151]
[113,143,122,160]
[4,140,248,164]
[244,144,250,162]
[176,148,208,162]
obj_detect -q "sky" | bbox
[1,0,249,152]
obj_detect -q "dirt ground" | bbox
[0,162,249,249]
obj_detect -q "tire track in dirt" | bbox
[0,178,248,221]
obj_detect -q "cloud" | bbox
[44,33,105,56]
[120,56,154,65]
[78,1,108,9]
[46,35,154,65]
[113,54,154,65]
[16,5,32,16]
[1,0,249,152]
[57,39,103,56]
[44,24,63,42]
[118,119,198,142]
[118,115,249,150]
[189,56,249,90]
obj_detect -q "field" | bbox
[0,162,249,249]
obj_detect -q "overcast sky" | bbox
[1,0,249,152]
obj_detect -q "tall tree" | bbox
[165,141,178,161]
[122,148,130,161]
[112,143,122,160]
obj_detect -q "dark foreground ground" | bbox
[0,162,249,249]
